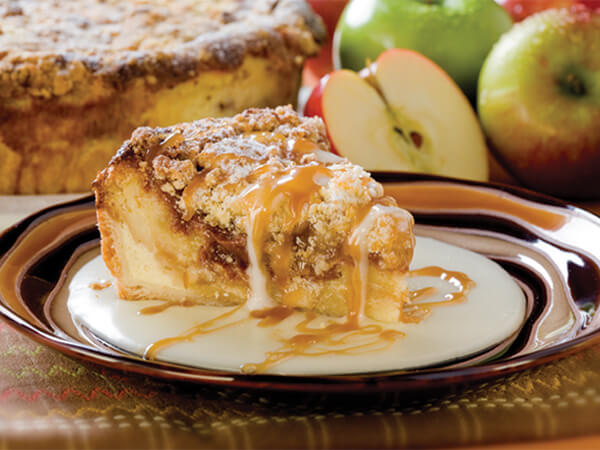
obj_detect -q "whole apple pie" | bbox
[0,0,324,194]
[93,106,415,322]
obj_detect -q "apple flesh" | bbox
[305,49,489,181]
[478,7,600,198]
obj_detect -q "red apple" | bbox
[581,0,600,8]
[307,0,348,36]
[303,0,349,86]
[304,74,340,154]
[305,49,489,181]
[497,0,600,22]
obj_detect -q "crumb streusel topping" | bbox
[101,106,414,276]
[0,0,324,102]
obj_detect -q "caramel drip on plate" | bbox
[139,267,474,374]
[250,305,295,327]
[143,304,247,360]
[241,311,404,374]
[139,299,198,315]
[403,266,475,323]
[88,280,111,290]
[410,287,438,302]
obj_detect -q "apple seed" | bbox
[559,72,587,97]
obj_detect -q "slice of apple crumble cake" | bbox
[93,106,415,322]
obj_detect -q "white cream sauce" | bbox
[63,237,526,375]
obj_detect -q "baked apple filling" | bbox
[93,106,416,322]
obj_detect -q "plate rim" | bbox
[1,173,600,392]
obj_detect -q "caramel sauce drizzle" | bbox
[289,138,321,155]
[402,266,475,323]
[145,131,185,163]
[240,161,333,294]
[143,304,247,360]
[410,287,438,302]
[139,299,198,315]
[241,313,404,375]
[250,305,294,327]
[138,267,474,374]
[89,280,111,290]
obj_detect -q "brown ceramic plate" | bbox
[1,173,599,392]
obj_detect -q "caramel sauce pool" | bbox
[138,266,474,374]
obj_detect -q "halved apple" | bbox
[305,49,489,181]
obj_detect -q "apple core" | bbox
[388,107,434,173]
[308,49,488,181]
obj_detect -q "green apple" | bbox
[478,7,600,199]
[334,0,513,100]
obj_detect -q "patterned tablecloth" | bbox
[1,197,600,449]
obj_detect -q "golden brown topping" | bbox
[0,0,325,103]
[97,106,411,275]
